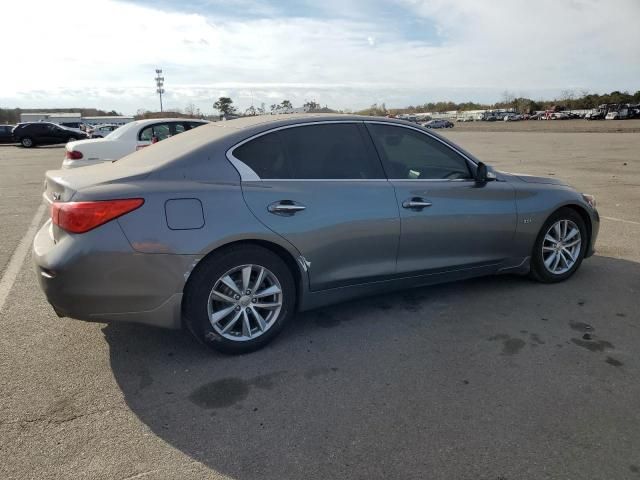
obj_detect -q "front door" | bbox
[232,122,400,291]
[366,122,517,274]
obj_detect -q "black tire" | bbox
[67,136,77,142]
[530,207,587,283]
[20,137,34,148]
[183,245,296,354]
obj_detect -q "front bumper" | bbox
[585,207,599,258]
[33,219,197,329]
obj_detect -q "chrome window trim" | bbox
[226,119,478,182]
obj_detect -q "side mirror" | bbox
[475,162,488,183]
[475,162,496,183]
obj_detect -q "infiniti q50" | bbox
[34,115,599,354]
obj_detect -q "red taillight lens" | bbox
[65,150,83,160]
[51,199,144,233]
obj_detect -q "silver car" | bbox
[34,114,599,354]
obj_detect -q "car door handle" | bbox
[268,201,306,215]
[402,198,432,209]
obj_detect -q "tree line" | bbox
[357,90,640,116]
[3,89,638,124]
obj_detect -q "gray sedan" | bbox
[34,114,599,354]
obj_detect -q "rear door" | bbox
[39,124,58,144]
[233,122,400,291]
[365,122,517,275]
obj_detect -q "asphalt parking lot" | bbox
[1,124,639,480]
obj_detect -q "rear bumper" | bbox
[33,219,197,329]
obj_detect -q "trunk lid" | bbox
[44,161,153,203]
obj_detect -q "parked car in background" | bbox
[605,108,629,120]
[35,114,599,354]
[0,125,16,143]
[423,119,453,129]
[88,124,120,138]
[585,110,605,120]
[62,118,209,168]
[503,114,521,121]
[12,122,88,148]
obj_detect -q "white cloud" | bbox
[1,0,638,113]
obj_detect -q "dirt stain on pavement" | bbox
[313,310,341,328]
[569,321,593,333]
[530,333,545,345]
[304,367,339,380]
[189,371,287,409]
[570,338,614,352]
[138,366,153,390]
[605,356,624,367]
[488,334,526,355]
[189,378,249,409]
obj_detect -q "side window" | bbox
[367,124,471,180]
[173,123,186,134]
[233,131,290,179]
[139,126,153,141]
[233,123,384,180]
[139,123,171,142]
[279,124,384,179]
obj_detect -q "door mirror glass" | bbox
[476,162,488,182]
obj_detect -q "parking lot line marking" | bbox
[602,216,640,226]
[0,203,47,314]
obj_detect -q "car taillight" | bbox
[51,199,144,233]
[65,150,83,160]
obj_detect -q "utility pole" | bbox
[155,69,165,112]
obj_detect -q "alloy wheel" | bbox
[542,219,582,274]
[207,264,283,341]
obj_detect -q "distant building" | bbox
[19,112,134,127]
[81,116,134,126]
[20,112,82,124]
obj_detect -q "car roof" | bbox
[115,113,449,171]
[129,118,209,126]
[199,113,418,130]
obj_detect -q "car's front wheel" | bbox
[183,245,295,354]
[20,137,34,148]
[530,208,587,283]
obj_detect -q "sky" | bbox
[1,0,639,115]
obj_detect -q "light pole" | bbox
[155,69,165,112]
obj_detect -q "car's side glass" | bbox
[233,123,385,180]
[139,123,171,142]
[174,123,186,134]
[139,126,153,141]
[233,130,291,179]
[153,124,171,141]
[367,123,471,180]
[278,124,385,179]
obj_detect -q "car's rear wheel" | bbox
[183,245,295,354]
[20,137,34,148]
[67,136,77,142]
[530,208,587,283]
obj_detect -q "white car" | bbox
[62,118,209,168]
[88,124,121,138]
